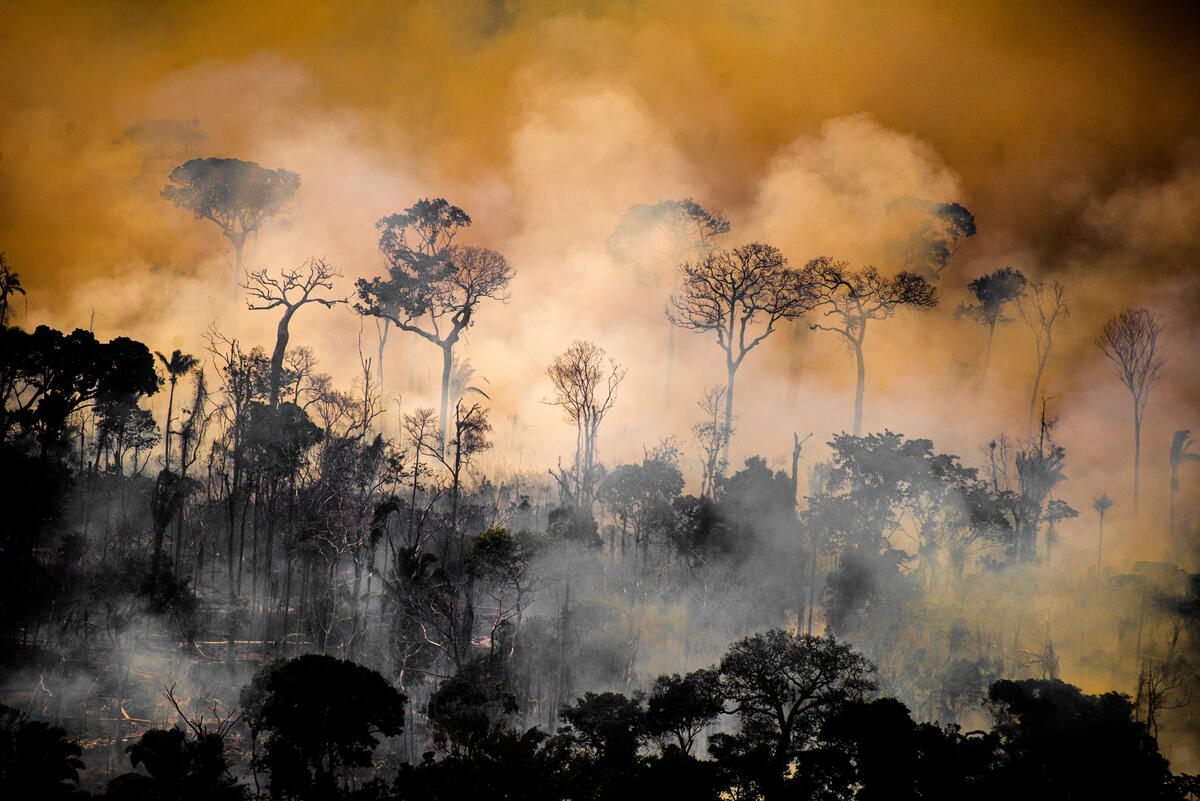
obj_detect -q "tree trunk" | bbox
[269,307,296,409]
[852,334,866,437]
[1133,403,1142,517]
[723,361,737,467]
[438,344,452,453]
[164,378,176,471]
[981,321,996,385]
[1028,347,1050,433]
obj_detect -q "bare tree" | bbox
[693,385,732,499]
[955,266,1027,384]
[356,199,513,452]
[668,243,806,461]
[799,258,937,435]
[1099,308,1166,516]
[245,258,346,408]
[546,341,626,508]
[162,157,300,274]
[1017,280,1068,431]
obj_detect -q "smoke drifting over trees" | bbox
[2,2,1200,798]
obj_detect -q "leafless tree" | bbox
[668,243,806,461]
[1099,307,1165,516]
[799,258,937,435]
[244,258,345,408]
[546,341,626,508]
[693,385,732,499]
[1017,280,1068,431]
[1170,430,1200,545]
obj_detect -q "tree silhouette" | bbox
[240,654,405,800]
[955,266,1027,384]
[1094,494,1114,574]
[714,630,876,801]
[668,243,806,462]
[1170,430,1200,544]
[1016,280,1068,431]
[162,157,300,274]
[245,258,345,408]
[356,199,513,451]
[0,705,84,800]
[155,348,199,472]
[0,253,25,327]
[884,197,977,280]
[1099,308,1166,516]
[546,340,626,509]
[799,258,937,435]
[608,199,729,397]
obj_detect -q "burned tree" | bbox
[1099,308,1165,516]
[1170,431,1200,544]
[668,243,806,462]
[1016,280,1068,431]
[798,259,937,436]
[546,340,626,508]
[162,157,300,273]
[356,199,513,452]
[955,266,1027,384]
[244,258,345,408]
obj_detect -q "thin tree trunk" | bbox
[1133,403,1142,517]
[438,344,452,453]
[981,321,996,385]
[269,308,296,409]
[164,379,176,471]
[853,338,866,437]
[723,361,736,467]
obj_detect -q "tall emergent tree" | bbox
[162,157,300,273]
[1016,280,1068,430]
[667,243,806,462]
[955,266,1027,384]
[356,199,513,451]
[546,340,626,509]
[154,349,199,472]
[1099,308,1165,516]
[798,258,937,435]
[608,199,729,396]
[245,258,345,408]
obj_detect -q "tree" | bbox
[1094,494,1114,574]
[955,266,1027,384]
[546,340,626,508]
[667,243,806,462]
[0,253,25,327]
[1170,431,1200,544]
[245,258,345,408]
[162,157,300,274]
[356,199,513,451]
[240,654,405,800]
[715,630,876,801]
[693,385,732,500]
[644,668,723,755]
[1099,308,1166,516]
[156,349,199,472]
[884,197,977,280]
[799,258,938,435]
[608,199,729,397]
[0,705,85,800]
[1016,280,1068,430]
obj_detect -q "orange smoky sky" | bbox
[1,0,1199,562]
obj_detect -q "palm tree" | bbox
[155,349,199,471]
[0,253,25,326]
[1170,430,1200,545]
[1093,494,1114,574]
